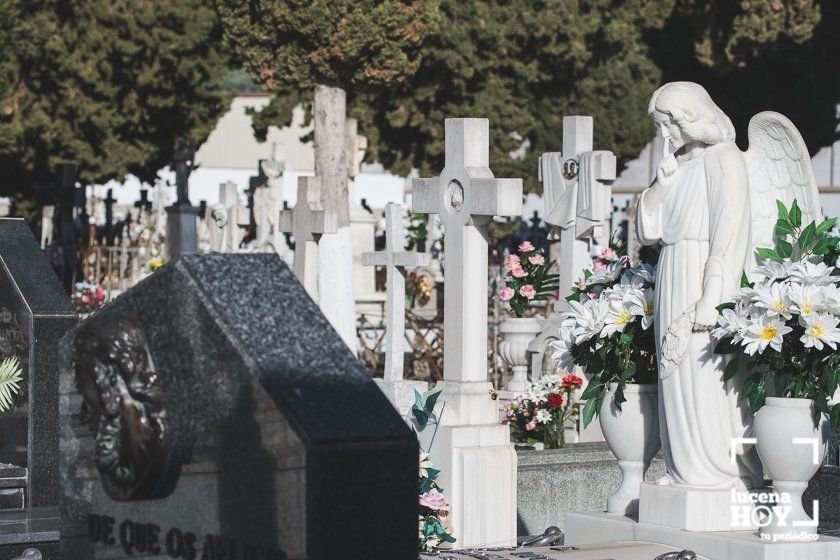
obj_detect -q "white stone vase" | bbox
[498,316,542,393]
[753,397,831,541]
[599,382,660,516]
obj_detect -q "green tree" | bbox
[0,0,228,203]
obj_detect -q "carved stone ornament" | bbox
[72,313,178,501]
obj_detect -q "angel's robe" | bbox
[637,142,763,487]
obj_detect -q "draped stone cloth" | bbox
[637,143,762,488]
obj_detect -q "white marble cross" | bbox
[413,118,523,382]
[214,181,250,252]
[362,203,429,381]
[280,176,336,299]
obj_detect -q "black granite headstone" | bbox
[60,254,417,559]
[805,433,840,529]
[0,219,77,557]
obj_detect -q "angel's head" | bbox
[648,82,735,149]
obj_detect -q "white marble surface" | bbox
[639,482,757,532]
[566,511,840,560]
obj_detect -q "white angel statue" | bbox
[637,81,821,489]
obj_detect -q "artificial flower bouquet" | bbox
[503,373,584,448]
[712,200,840,428]
[550,254,658,427]
[499,241,557,317]
[72,281,107,314]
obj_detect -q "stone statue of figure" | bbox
[172,138,195,206]
[637,81,821,488]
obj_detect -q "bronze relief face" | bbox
[72,313,177,501]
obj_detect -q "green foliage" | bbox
[0,0,229,197]
[0,357,23,413]
[215,0,440,92]
[411,388,444,452]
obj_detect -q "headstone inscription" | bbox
[60,253,417,560]
[412,118,520,548]
[0,219,77,558]
[362,203,429,416]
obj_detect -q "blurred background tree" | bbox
[0,0,228,206]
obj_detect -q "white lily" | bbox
[549,326,577,372]
[628,287,655,330]
[788,261,836,286]
[712,305,749,343]
[787,282,825,318]
[800,313,840,351]
[741,314,792,355]
[750,281,793,319]
[601,295,635,337]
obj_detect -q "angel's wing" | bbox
[745,111,822,267]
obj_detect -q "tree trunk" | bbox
[313,84,357,352]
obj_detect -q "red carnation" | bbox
[547,393,564,409]
[562,374,584,390]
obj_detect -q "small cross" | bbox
[362,203,430,382]
[280,176,337,299]
[219,181,250,251]
[413,118,522,382]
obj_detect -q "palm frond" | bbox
[0,357,23,413]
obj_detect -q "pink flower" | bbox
[499,287,514,302]
[419,488,450,511]
[525,420,537,431]
[511,266,526,278]
[503,254,520,272]
[593,260,606,272]
[81,295,90,304]
[519,285,536,299]
[528,254,545,266]
[518,241,536,253]
[599,247,616,261]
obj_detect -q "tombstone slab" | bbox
[60,254,417,560]
[0,219,77,557]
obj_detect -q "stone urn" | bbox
[498,316,542,393]
[599,382,660,516]
[754,397,831,541]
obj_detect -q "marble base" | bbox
[566,511,840,560]
[428,381,517,548]
[374,378,428,418]
[639,481,758,532]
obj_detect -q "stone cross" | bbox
[412,118,521,548]
[362,204,429,381]
[413,118,523,383]
[539,116,616,310]
[280,176,336,299]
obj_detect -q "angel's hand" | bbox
[656,153,678,187]
[693,299,718,331]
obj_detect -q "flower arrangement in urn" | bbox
[550,253,658,427]
[497,241,557,391]
[503,373,583,448]
[711,201,839,539]
[72,281,107,314]
[498,241,556,317]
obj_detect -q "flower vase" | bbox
[598,382,660,516]
[753,397,831,541]
[543,416,565,449]
[498,316,542,393]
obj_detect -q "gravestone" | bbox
[59,253,417,560]
[0,219,77,557]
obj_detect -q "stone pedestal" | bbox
[375,378,428,418]
[566,511,840,560]
[638,481,761,532]
[427,381,517,548]
[165,204,200,258]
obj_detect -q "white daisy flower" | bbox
[563,298,607,344]
[800,313,840,351]
[585,261,624,287]
[788,261,836,286]
[550,327,576,372]
[741,315,792,355]
[817,283,840,315]
[750,281,793,319]
[535,409,552,425]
